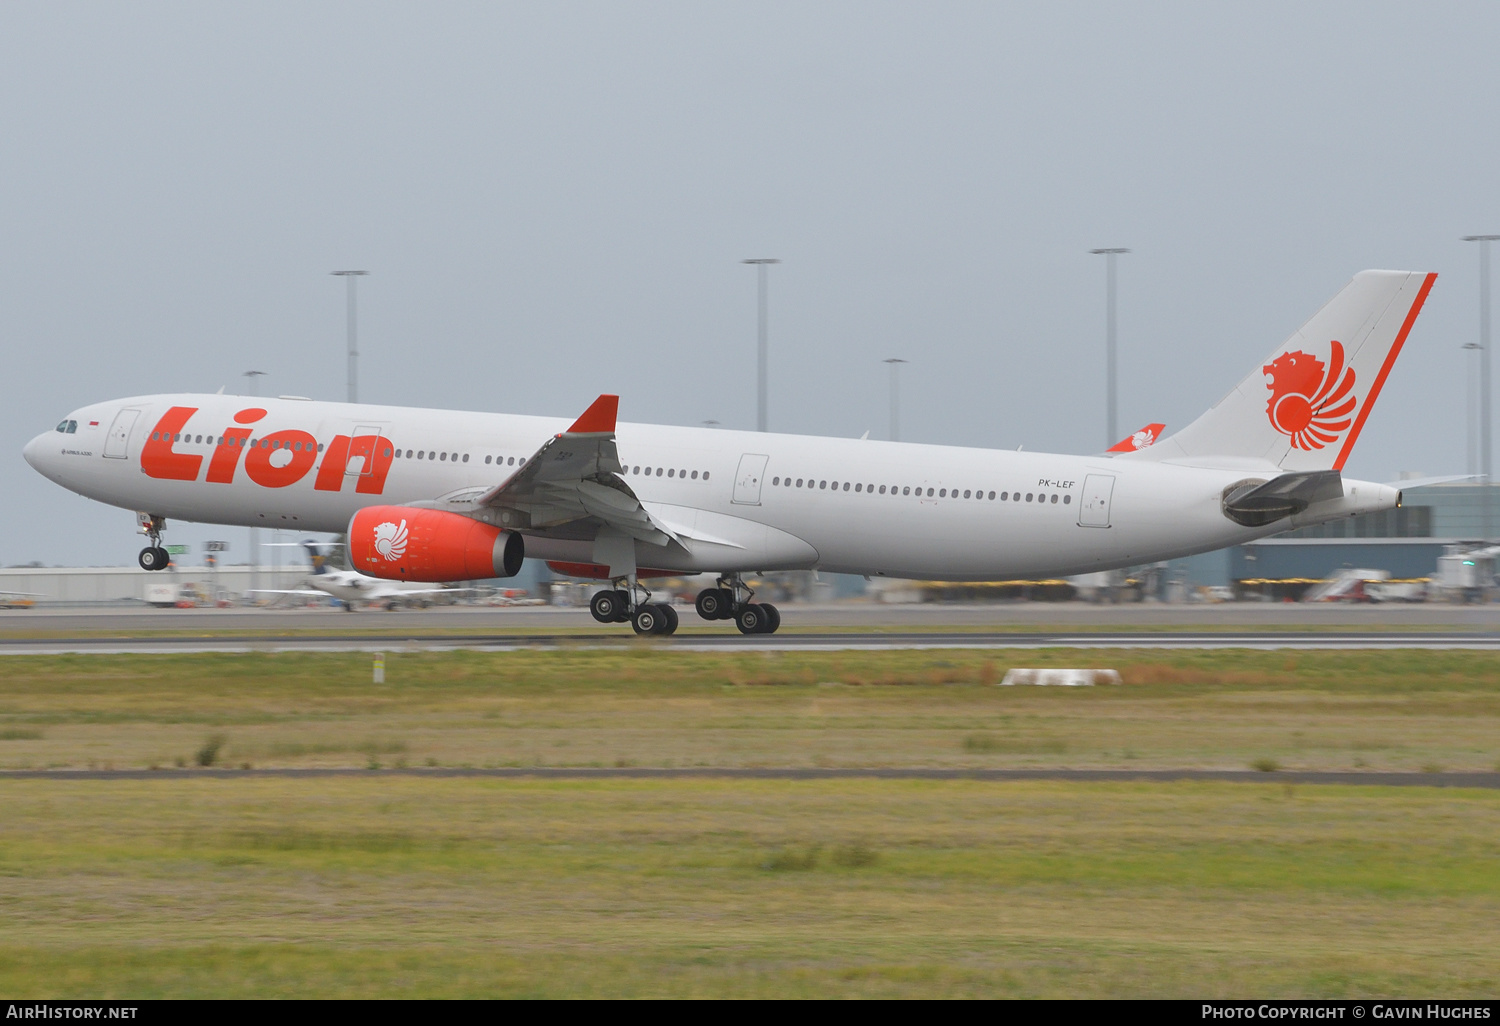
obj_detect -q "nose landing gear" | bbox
[136,513,171,571]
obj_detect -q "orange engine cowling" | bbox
[348,506,524,582]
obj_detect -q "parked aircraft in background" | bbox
[25,270,1435,636]
[1106,423,1166,453]
[251,542,464,611]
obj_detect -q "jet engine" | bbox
[348,506,524,581]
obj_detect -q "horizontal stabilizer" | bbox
[1222,470,1344,527]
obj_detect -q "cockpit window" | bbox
[55,419,77,433]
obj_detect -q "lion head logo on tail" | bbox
[1263,340,1357,451]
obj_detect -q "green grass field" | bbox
[2,776,1497,997]
[1,649,1497,772]
[2,650,1498,997]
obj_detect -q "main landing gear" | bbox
[589,580,680,636]
[694,575,780,635]
[136,513,171,572]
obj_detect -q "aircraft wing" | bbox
[469,395,676,547]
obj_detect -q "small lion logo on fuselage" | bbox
[373,519,408,562]
[1263,340,1357,451]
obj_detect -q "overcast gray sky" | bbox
[4,1,1498,566]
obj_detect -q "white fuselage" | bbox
[25,393,1399,580]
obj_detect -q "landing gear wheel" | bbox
[591,590,629,624]
[695,588,733,621]
[632,604,666,635]
[759,602,781,634]
[659,604,679,635]
[735,603,768,635]
[138,546,168,571]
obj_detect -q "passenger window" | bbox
[939,488,947,498]
[692,471,699,480]
[773,476,780,485]
[440,452,448,461]
[1051,494,1058,503]
[854,483,862,492]
[417,451,424,460]
[462,454,469,463]
[902,486,910,495]
[631,465,638,474]
[668,468,675,478]
[485,455,491,464]
[962,489,970,499]
[1026,493,1033,502]
[879,485,886,494]
[657,468,664,476]
[988,491,995,500]
[796,478,803,487]
[1064,495,1071,504]
[679,469,686,478]
[702,471,709,480]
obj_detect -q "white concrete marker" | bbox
[999,668,1121,686]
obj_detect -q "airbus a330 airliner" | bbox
[25,270,1435,635]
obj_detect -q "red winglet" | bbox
[567,394,618,434]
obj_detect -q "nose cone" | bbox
[22,432,47,471]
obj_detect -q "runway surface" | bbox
[3,767,1496,787]
[2,629,1499,653]
[3,603,1500,651]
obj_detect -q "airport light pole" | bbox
[1090,248,1130,448]
[884,358,908,442]
[243,370,267,603]
[1464,342,1482,481]
[1463,236,1498,540]
[742,259,780,432]
[331,270,368,404]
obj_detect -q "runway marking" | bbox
[1,767,1496,786]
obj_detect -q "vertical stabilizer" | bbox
[1132,270,1436,471]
